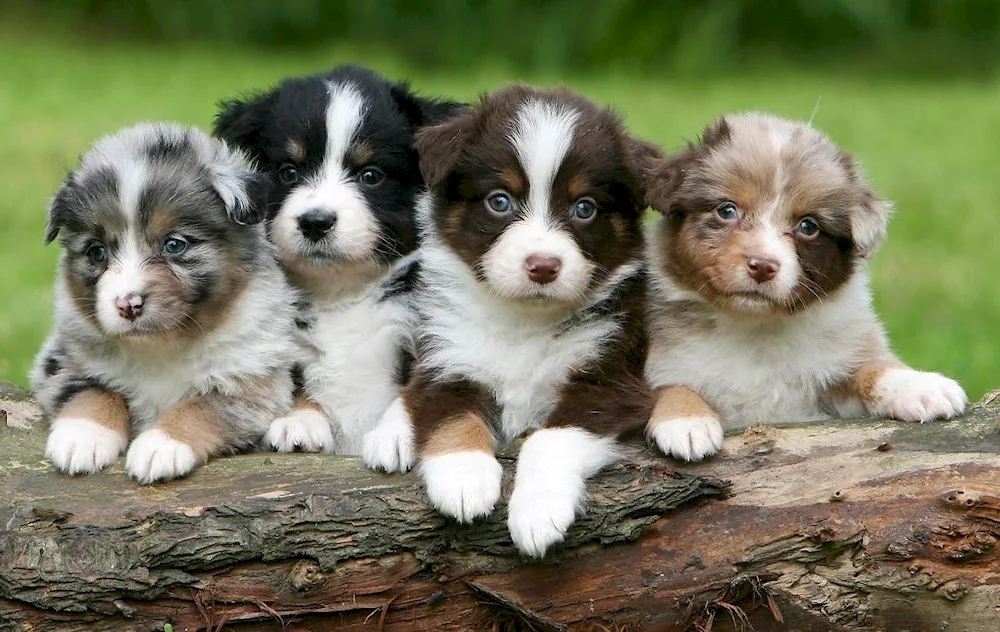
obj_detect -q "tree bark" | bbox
[1,381,998,631]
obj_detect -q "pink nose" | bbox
[525,254,561,285]
[115,293,145,321]
[747,257,779,284]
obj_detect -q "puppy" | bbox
[368,85,657,557]
[31,123,299,484]
[214,65,464,456]
[643,112,967,462]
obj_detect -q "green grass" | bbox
[1,35,997,399]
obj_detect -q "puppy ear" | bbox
[643,151,692,215]
[624,137,665,208]
[44,178,75,245]
[414,113,472,189]
[852,190,892,259]
[217,170,270,226]
[213,93,273,158]
[390,81,467,129]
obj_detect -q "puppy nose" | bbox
[524,254,561,285]
[747,256,780,283]
[298,210,337,242]
[115,293,145,321]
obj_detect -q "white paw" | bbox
[870,368,967,422]
[649,416,724,462]
[507,474,581,558]
[265,408,334,453]
[45,417,127,475]
[420,451,502,523]
[362,398,415,473]
[126,429,198,484]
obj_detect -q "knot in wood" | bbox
[287,560,327,593]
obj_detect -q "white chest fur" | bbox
[646,272,879,429]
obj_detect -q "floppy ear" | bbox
[624,137,665,208]
[44,178,76,245]
[213,92,274,159]
[414,113,473,189]
[643,151,692,216]
[852,190,892,259]
[215,170,270,226]
[390,81,467,129]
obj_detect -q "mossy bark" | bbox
[1,383,998,631]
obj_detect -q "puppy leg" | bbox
[853,360,967,422]
[45,389,129,475]
[408,374,501,522]
[362,396,416,473]
[646,385,724,462]
[265,396,335,453]
[126,398,227,484]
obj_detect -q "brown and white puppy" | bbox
[643,112,966,462]
[366,85,657,557]
[31,123,299,483]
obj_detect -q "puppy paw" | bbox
[648,416,724,462]
[45,417,127,475]
[362,399,415,473]
[265,408,334,453]
[507,475,581,558]
[869,368,967,422]
[126,429,198,484]
[420,451,502,522]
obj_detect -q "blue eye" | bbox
[796,217,820,238]
[716,202,740,221]
[86,243,107,264]
[485,191,514,214]
[572,198,597,221]
[163,237,188,255]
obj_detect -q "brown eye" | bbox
[715,202,740,221]
[796,217,820,238]
[359,166,384,186]
[278,164,298,186]
[86,243,107,264]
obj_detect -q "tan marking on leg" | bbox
[421,412,495,457]
[646,385,718,432]
[853,360,906,404]
[58,389,130,437]
[291,396,325,414]
[156,399,228,461]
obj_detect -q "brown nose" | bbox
[115,293,145,321]
[524,254,561,285]
[746,257,780,284]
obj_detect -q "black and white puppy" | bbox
[32,123,299,483]
[214,65,464,456]
[366,85,658,557]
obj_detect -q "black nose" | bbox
[298,210,337,242]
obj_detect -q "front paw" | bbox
[420,451,502,522]
[126,429,198,484]
[45,417,127,475]
[507,475,581,558]
[869,368,967,422]
[362,398,415,473]
[648,416,723,462]
[265,408,334,453]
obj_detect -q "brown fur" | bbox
[421,412,495,456]
[646,386,718,432]
[59,389,130,437]
[157,398,228,462]
[405,373,499,454]
[285,139,306,163]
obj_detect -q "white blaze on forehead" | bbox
[323,81,367,172]
[115,158,148,222]
[509,100,580,223]
[95,234,149,331]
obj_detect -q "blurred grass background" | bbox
[0,0,997,399]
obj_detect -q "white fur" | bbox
[265,407,335,453]
[420,451,503,523]
[510,99,579,216]
[647,416,724,462]
[646,270,879,430]
[507,428,620,558]
[271,82,377,263]
[362,397,416,473]
[125,428,198,484]
[867,368,967,422]
[94,235,147,334]
[299,261,416,455]
[45,417,127,475]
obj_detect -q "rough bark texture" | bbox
[1,381,999,631]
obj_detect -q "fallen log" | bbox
[1,380,998,631]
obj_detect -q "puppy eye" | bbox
[163,236,189,256]
[85,243,107,265]
[359,167,385,186]
[485,191,515,215]
[715,202,740,222]
[571,198,597,221]
[796,217,821,239]
[278,164,299,186]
